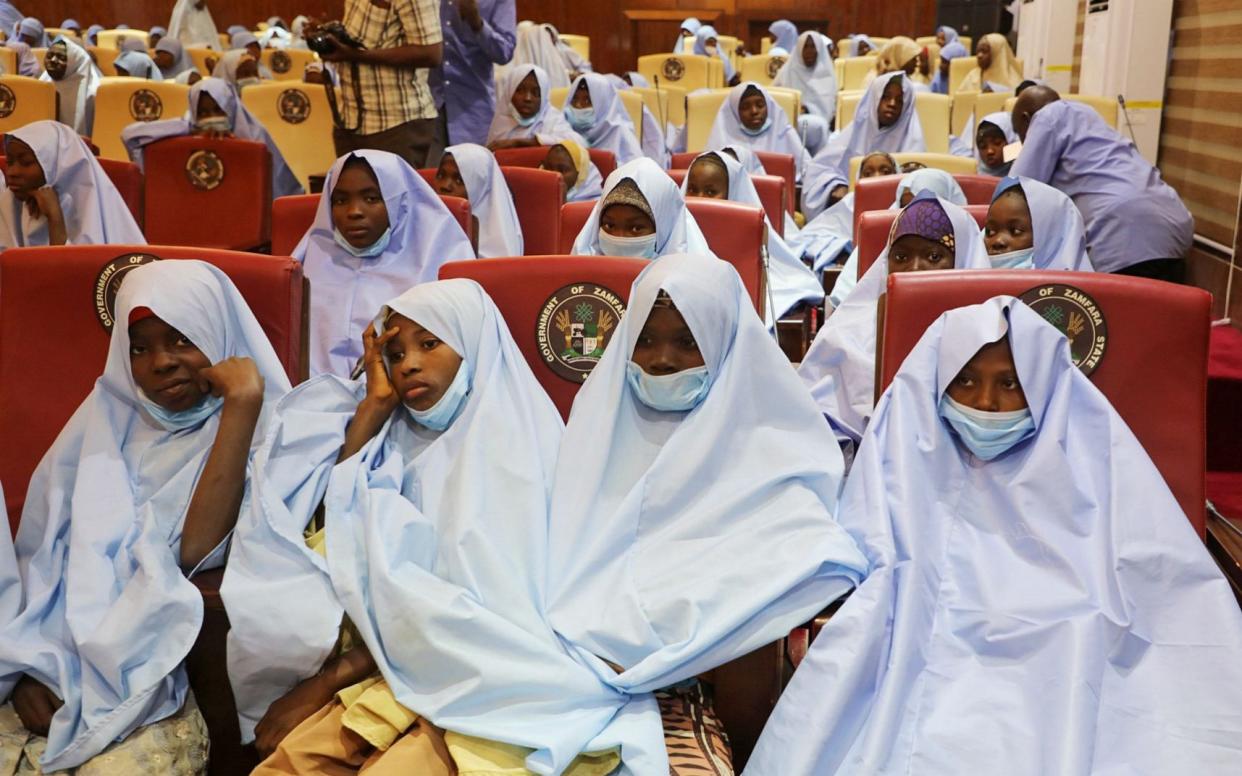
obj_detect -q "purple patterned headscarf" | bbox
[891,197,956,254]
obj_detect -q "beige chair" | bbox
[837,90,863,127]
[96,30,150,51]
[31,48,46,70]
[88,47,121,77]
[260,48,319,82]
[637,54,718,93]
[549,86,644,142]
[45,28,80,42]
[241,81,337,191]
[952,91,978,136]
[949,56,977,94]
[849,152,976,185]
[187,47,218,76]
[559,34,589,62]
[92,79,191,161]
[0,76,56,133]
[760,36,773,54]
[740,54,788,86]
[684,87,800,153]
[840,56,878,91]
[716,34,742,73]
[916,36,937,47]
[217,33,230,49]
[0,47,15,76]
[632,84,685,128]
[914,92,952,153]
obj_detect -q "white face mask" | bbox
[597,229,658,260]
[989,246,1036,269]
[236,76,262,90]
[195,116,231,133]
[705,45,718,56]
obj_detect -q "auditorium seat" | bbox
[502,167,564,255]
[438,255,647,419]
[558,33,590,62]
[878,271,1211,536]
[98,158,145,228]
[671,151,797,215]
[491,145,617,182]
[631,83,686,129]
[92,79,191,161]
[665,168,787,237]
[0,48,15,76]
[95,29,150,50]
[558,199,766,316]
[740,53,788,86]
[849,152,976,184]
[186,47,217,75]
[855,204,989,279]
[949,55,978,94]
[240,81,336,191]
[0,76,55,134]
[142,136,273,251]
[259,48,319,81]
[637,53,721,92]
[914,92,952,153]
[852,173,1000,239]
[271,192,473,257]
[86,46,120,77]
[839,56,878,91]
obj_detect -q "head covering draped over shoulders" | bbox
[0,122,145,248]
[674,17,701,53]
[511,24,570,89]
[774,32,838,123]
[487,64,584,147]
[962,32,1023,91]
[0,260,290,771]
[294,150,475,377]
[168,0,220,50]
[990,176,1092,270]
[38,36,100,134]
[570,158,711,258]
[751,295,1242,775]
[154,36,194,78]
[442,143,523,258]
[115,49,163,80]
[706,81,809,179]
[556,139,603,202]
[769,19,798,52]
[693,25,735,82]
[564,73,643,164]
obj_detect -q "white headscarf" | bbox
[39,36,100,135]
[692,25,735,82]
[564,73,643,164]
[487,64,584,147]
[511,23,570,89]
[773,31,838,122]
[0,122,145,248]
[974,111,1019,176]
[443,143,524,258]
[114,49,164,80]
[294,150,476,377]
[0,260,290,770]
[990,176,1093,271]
[570,157,712,257]
[154,36,194,78]
[705,82,809,179]
[168,0,220,50]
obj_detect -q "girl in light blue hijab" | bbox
[673,17,700,54]
[0,260,291,773]
[750,296,1242,775]
[693,25,736,84]
[768,19,798,52]
[564,72,644,164]
[985,176,1092,270]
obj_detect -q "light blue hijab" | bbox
[848,34,877,57]
[570,157,712,257]
[806,71,926,189]
[0,260,290,771]
[990,176,1093,270]
[693,25,735,82]
[565,73,643,164]
[673,17,701,54]
[769,19,798,52]
[749,296,1242,775]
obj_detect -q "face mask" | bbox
[195,116,231,133]
[236,76,261,89]
[989,246,1035,270]
[705,45,717,56]
[626,361,711,412]
[140,392,224,432]
[511,105,538,127]
[741,116,772,136]
[333,226,392,258]
[564,105,595,132]
[597,229,658,260]
[939,394,1035,461]
[406,361,470,431]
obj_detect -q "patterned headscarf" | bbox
[892,197,955,253]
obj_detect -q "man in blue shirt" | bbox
[428,0,516,160]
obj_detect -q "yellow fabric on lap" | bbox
[446,732,620,776]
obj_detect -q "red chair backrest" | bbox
[878,270,1210,536]
[0,156,144,230]
[671,151,797,215]
[271,193,473,257]
[665,169,787,237]
[853,173,1001,240]
[0,246,305,531]
[491,146,618,181]
[856,205,989,280]
[142,136,273,250]
[438,256,647,420]
[501,166,564,255]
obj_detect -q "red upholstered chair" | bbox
[665,169,788,237]
[558,199,765,316]
[0,245,305,775]
[142,136,273,251]
[501,166,563,255]
[855,204,989,280]
[271,193,473,257]
[439,256,647,419]
[0,156,144,230]
[877,270,1211,536]
[853,173,1001,240]
[491,146,618,181]
[672,151,797,215]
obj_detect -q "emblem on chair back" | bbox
[1018,284,1108,376]
[767,56,786,79]
[94,253,162,331]
[662,57,685,82]
[185,149,225,191]
[537,283,627,382]
[278,88,311,124]
[270,50,292,74]
[129,89,163,121]
[0,84,15,118]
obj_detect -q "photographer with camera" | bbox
[308,0,444,169]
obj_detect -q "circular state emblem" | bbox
[1019,284,1108,376]
[767,56,786,79]
[185,149,225,191]
[129,88,163,121]
[94,253,162,332]
[0,84,15,119]
[537,283,627,382]
[270,49,292,74]
[662,56,685,82]
[278,88,311,124]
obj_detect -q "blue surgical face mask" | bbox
[626,361,711,412]
[406,361,470,431]
[740,116,772,136]
[140,392,224,432]
[989,246,1036,270]
[333,226,392,258]
[939,394,1035,461]
[512,105,538,127]
[565,105,595,132]
[598,229,658,260]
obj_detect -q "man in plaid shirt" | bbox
[315,0,444,168]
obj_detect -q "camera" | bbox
[306,22,364,56]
